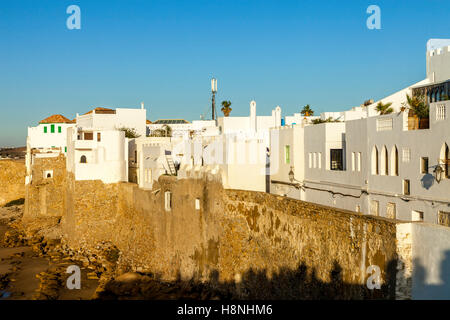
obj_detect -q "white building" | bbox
[27,114,75,154]
[270,39,450,226]
[147,119,219,138]
[66,127,129,184]
[76,106,147,138]
[136,101,280,192]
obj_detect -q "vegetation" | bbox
[311,117,341,124]
[403,93,429,119]
[221,101,232,117]
[119,127,141,138]
[375,101,393,115]
[300,104,314,117]
[150,125,172,137]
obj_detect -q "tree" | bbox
[404,93,429,119]
[148,125,172,137]
[375,101,393,115]
[119,127,141,138]
[300,104,314,117]
[221,100,232,117]
[311,117,341,124]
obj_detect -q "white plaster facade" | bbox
[76,107,147,138]
[66,127,129,184]
[270,40,450,226]
[27,120,75,154]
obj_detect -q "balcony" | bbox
[74,139,96,150]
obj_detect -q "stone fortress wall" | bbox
[0,160,26,207]
[2,155,448,299]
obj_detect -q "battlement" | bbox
[428,46,450,56]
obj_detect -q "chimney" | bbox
[141,102,144,109]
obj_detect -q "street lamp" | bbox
[434,165,444,183]
[288,166,295,183]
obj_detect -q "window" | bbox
[443,144,450,178]
[43,126,47,133]
[436,104,446,121]
[80,155,87,163]
[386,203,396,219]
[403,179,410,195]
[58,126,62,133]
[421,157,429,174]
[195,198,201,210]
[313,152,317,168]
[351,152,355,171]
[308,153,312,168]
[402,148,411,163]
[84,132,93,140]
[97,132,101,142]
[412,210,424,222]
[51,124,55,133]
[285,145,290,164]
[438,211,450,227]
[381,146,388,175]
[391,146,398,176]
[376,118,393,131]
[371,146,379,175]
[164,191,172,211]
[43,170,53,179]
[64,147,67,153]
[318,153,322,169]
[370,200,379,216]
[357,152,361,172]
[330,149,343,171]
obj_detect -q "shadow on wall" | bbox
[413,250,450,300]
[97,259,400,300]
[420,174,434,190]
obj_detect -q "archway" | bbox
[390,145,398,176]
[371,146,379,175]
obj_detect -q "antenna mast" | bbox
[211,78,217,120]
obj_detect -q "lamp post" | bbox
[211,78,217,120]
[434,164,444,183]
[288,166,295,183]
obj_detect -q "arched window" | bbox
[390,145,398,176]
[381,146,388,176]
[371,146,379,175]
[80,155,87,163]
[441,143,449,178]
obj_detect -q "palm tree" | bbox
[161,125,172,137]
[403,93,429,130]
[375,101,394,115]
[119,127,141,138]
[405,93,429,119]
[312,117,341,124]
[300,104,314,117]
[221,101,232,117]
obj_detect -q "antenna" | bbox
[211,78,217,120]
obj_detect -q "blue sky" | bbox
[1,0,449,146]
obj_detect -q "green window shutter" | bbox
[285,145,290,164]
[58,126,62,133]
[51,124,55,133]
[65,146,67,153]
[44,126,47,133]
